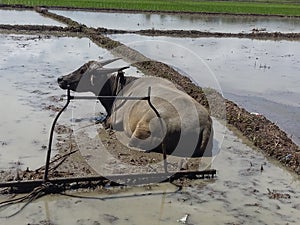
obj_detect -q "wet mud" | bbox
[1,22,300,41]
[1,121,300,225]
[134,29,300,40]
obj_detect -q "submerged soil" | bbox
[0,5,299,183]
[1,23,300,41]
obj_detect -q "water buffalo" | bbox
[57,59,213,157]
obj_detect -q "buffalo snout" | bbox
[57,76,72,90]
[57,76,66,89]
[57,76,63,83]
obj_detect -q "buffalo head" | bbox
[57,58,129,95]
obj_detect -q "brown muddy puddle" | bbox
[50,9,300,33]
[0,33,300,224]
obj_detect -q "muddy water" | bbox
[0,34,116,170]
[0,9,66,26]
[51,9,300,33]
[1,123,299,225]
[109,34,300,145]
[0,33,145,170]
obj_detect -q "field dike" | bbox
[0,6,299,180]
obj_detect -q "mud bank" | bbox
[0,7,299,175]
[1,24,300,41]
[135,29,300,40]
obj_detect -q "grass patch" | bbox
[1,0,300,16]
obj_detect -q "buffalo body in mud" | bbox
[58,59,213,157]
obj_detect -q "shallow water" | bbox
[0,34,113,170]
[109,34,300,145]
[51,9,300,33]
[0,33,145,170]
[0,9,66,26]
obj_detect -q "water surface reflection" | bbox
[0,9,66,26]
[51,10,300,33]
[0,34,105,169]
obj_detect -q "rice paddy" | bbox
[2,0,300,16]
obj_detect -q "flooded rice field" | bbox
[51,9,300,33]
[109,34,300,145]
[0,9,66,26]
[0,7,300,225]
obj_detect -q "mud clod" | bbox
[267,188,291,199]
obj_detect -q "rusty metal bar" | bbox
[146,87,168,173]
[43,88,71,182]
[1,170,216,190]
[71,95,149,100]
